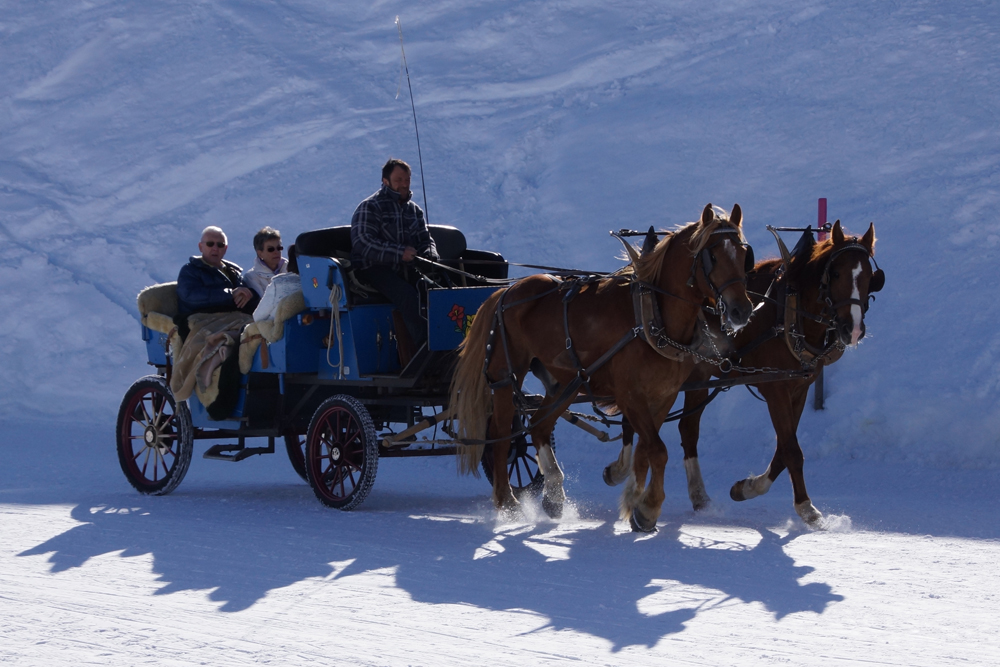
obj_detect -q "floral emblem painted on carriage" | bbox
[447,304,475,338]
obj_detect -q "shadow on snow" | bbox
[18,489,841,651]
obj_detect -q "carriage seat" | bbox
[294,224,468,262]
[137,282,179,334]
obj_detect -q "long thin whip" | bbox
[395,16,429,223]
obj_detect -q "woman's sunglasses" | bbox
[264,245,283,253]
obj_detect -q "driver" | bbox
[350,158,438,350]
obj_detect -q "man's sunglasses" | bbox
[204,241,227,248]
[265,245,283,252]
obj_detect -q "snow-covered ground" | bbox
[3,421,1000,665]
[2,1,1000,664]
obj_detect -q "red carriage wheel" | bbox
[304,395,378,510]
[116,375,193,495]
[283,432,307,481]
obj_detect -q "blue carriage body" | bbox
[141,226,504,429]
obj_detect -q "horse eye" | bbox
[831,270,840,280]
[709,252,716,264]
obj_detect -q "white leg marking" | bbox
[795,499,823,525]
[741,466,773,499]
[606,444,633,486]
[684,457,711,509]
[850,261,863,345]
[537,444,565,501]
[620,472,641,522]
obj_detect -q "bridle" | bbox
[818,242,885,322]
[689,225,755,328]
[760,225,886,368]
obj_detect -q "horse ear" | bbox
[730,203,742,228]
[832,220,845,245]
[701,203,715,226]
[862,222,876,254]
[641,226,657,256]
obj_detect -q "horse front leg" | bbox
[602,418,633,487]
[729,382,821,526]
[619,413,668,533]
[678,388,712,511]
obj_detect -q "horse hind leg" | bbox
[489,385,520,514]
[729,463,775,501]
[529,390,570,519]
[603,419,633,487]
[535,434,565,519]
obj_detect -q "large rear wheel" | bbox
[116,375,193,495]
[304,395,378,510]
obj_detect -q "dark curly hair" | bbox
[381,158,411,182]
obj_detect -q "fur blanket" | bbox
[238,277,306,373]
[170,311,253,407]
[138,279,307,406]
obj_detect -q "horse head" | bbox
[689,203,754,333]
[821,221,883,347]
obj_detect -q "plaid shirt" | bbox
[350,186,438,270]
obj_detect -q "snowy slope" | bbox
[3,1,1000,465]
[3,1,999,467]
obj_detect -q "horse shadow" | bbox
[18,491,842,650]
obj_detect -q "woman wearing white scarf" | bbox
[242,227,288,298]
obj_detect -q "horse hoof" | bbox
[542,495,563,519]
[629,508,657,533]
[730,480,748,502]
[602,466,616,487]
[692,497,712,512]
[795,501,823,526]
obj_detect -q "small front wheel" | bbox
[116,375,193,495]
[304,395,378,510]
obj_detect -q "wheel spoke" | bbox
[151,395,164,428]
[140,447,152,479]
[138,398,153,426]
[158,448,170,480]
[152,448,161,482]
[513,459,524,487]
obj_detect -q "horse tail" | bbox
[451,288,504,477]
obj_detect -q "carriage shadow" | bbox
[18,492,842,650]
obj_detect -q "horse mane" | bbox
[631,210,744,284]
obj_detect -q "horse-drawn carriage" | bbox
[118,223,530,510]
[118,206,883,531]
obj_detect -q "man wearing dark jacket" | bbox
[177,226,260,317]
[351,158,438,349]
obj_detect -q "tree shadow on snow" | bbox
[18,491,842,650]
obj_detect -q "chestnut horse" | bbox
[603,221,883,526]
[451,204,754,531]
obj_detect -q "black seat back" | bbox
[294,225,467,260]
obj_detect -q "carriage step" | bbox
[203,437,275,462]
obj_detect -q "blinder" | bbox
[869,268,885,293]
[743,243,755,273]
